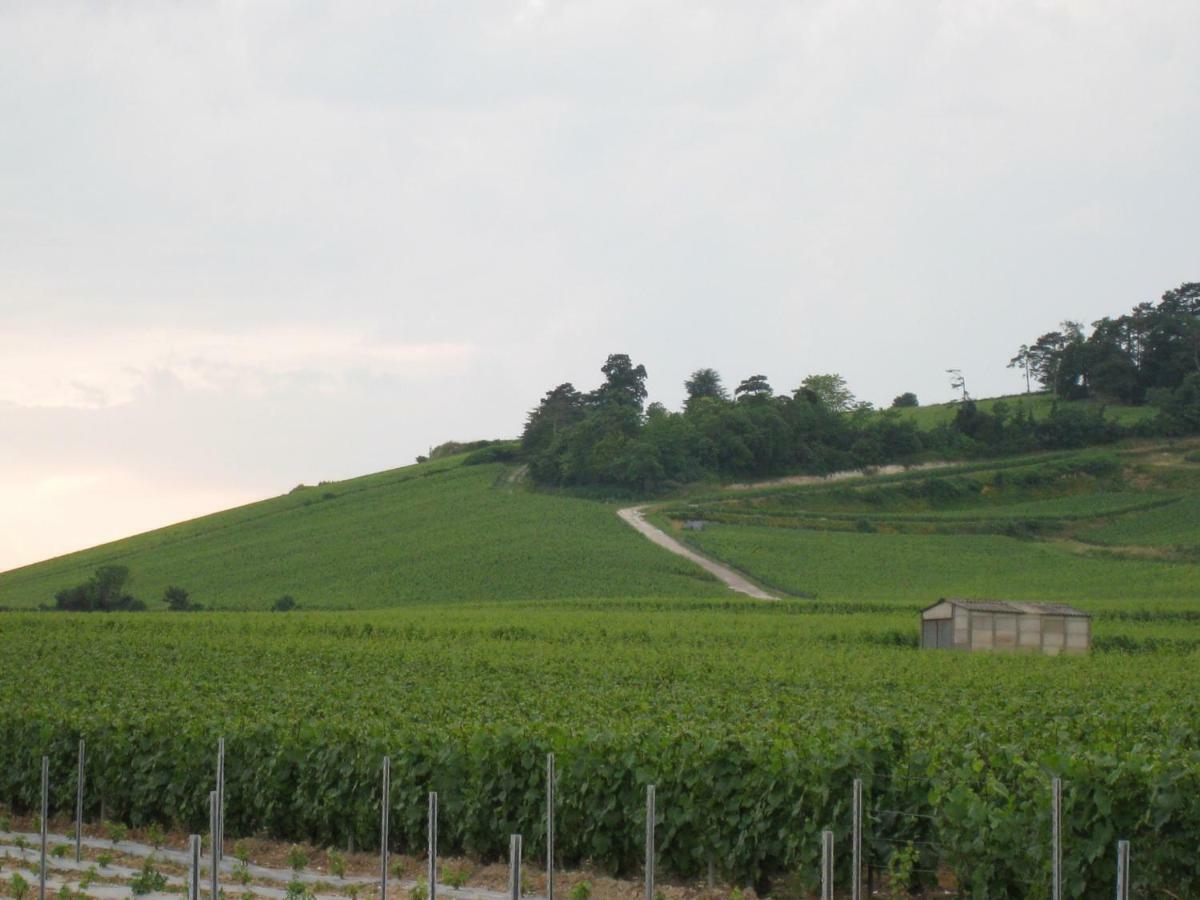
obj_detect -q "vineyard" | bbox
[2,603,1199,896]
[0,459,724,610]
[2,444,1199,895]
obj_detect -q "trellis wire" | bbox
[380,756,391,900]
[74,739,85,864]
[644,784,656,900]
[6,751,1145,898]
[428,791,438,900]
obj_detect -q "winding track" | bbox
[617,506,779,601]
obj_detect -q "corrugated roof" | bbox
[931,597,1089,617]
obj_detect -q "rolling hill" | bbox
[0,455,724,609]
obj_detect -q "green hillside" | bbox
[658,441,1200,613]
[0,455,723,610]
[888,391,1157,428]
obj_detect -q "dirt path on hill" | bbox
[723,460,952,490]
[617,506,780,600]
[617,461,964,601]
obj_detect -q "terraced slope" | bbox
[0,457,724,609]
[656,444,1200,609]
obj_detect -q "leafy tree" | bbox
[54,565,144,612]
[163,585,201,612]
[683,368,728,409]
[800,374,856,412]
[522,383,585,454]
[945,369,969,402]
[1007,345,1034,394]
[734,374,773,403]
[891,392,919,408]
[1153,373,1200,435]
[588,354,648,413]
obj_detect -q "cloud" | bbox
[0,327,476,409]
[0,0,1197,568]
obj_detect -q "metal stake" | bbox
[1052,777,1062,900]
[39,756,48,900]
[210,790,219,900]
[852,778,862,900]
[821,829,834,900]
[216,737,226,862]
[645,785,656,900]
[380,757,391,900]
[546,754,555,900]
[75,739,85,864]
[1115,840,1130,900]
[428,792,438,900]
[189,834,202,900]
[509,834,522,900]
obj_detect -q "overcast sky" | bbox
[2,0,1198,572]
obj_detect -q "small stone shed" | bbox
[921,598,1091,655]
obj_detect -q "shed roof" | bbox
[924,598,1090,617]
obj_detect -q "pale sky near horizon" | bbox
[2,0,1198,572]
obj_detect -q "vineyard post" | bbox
[820,829,834,900]
[189,834,201,900]
[508,834,522,900]
[209,790,219,900]
[428,791,438,900]
[39,755,48,900]
[1115,840,1130,900]
[645,785,657,900]
[380,757,391,900]
[1051,776,1062,900]
[546,753,555,900]
[74,739,85,864]
[852,778,862,900]
[216,737,225,862]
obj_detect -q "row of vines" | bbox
[2,605,1199,897]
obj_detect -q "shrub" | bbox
[326,848,346,879]
[54,566,143,612]
[443,865,468,888]
[163,587,201,612]
[130,859,168,895]
[463,441,521,466]
[286,845,308,872]
[891,392,919,408]
[272,595,298,612]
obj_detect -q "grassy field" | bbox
[887,391,1157,427]
[0,457,723,609]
